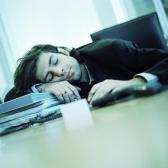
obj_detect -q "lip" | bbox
[66,67,73,79]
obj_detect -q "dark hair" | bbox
[14,44,71,93]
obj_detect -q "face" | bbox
[35,51,82,83]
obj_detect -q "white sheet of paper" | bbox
[60,99,93,130]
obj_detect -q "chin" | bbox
[70,75,80,82]
[69,78,77,82]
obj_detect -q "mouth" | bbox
[65,67,73,79]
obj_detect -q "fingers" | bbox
[64,81,81,100]
[75,86,82,92]
[59,87,76,103]
[89,87,108,104]
[41,81,81,104]
[53,88,65,103]
[61,91,71,103]
[88,83,102,102]
[88,80,114,104]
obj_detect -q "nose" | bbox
[50,67,65,77]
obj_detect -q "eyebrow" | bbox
[44,55,52,82]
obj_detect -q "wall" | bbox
[0,0,102,98]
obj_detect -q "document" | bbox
[60,99,93,130]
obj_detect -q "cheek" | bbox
[36,63,44,81]
[62,57,80,73]
[65,58,77,68]
[52,76,60,82]
[72,60,80,71]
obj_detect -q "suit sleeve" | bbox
[136,48,168,84]
[79,39,168,84]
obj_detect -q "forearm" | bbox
[31,81,81,103]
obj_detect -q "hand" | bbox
[88,78,146,104]
[37,81,81,103]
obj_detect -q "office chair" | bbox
[91,12,167,49]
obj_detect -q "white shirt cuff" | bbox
[134,73,159,84]
[31,83,42,93]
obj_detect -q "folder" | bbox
[0,93,59,117]
[0,93,61,136]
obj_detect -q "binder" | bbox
[0,93,59,117]
[0,93,61,136]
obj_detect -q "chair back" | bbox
[91,12,167,49]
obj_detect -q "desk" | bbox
[0,90,168,168]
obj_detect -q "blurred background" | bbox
[0,0,168,100]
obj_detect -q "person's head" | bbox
[14,44,82,92]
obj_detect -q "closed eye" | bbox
[53,58,58,65]
[46,72,53,82]
[44,54,58,82]
[51,55,58,66]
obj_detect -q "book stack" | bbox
[0,93,61,136]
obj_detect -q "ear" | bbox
[57,47,71,56]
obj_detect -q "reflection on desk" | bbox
[0,90,168,168]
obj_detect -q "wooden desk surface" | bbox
[0,90,168,168]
